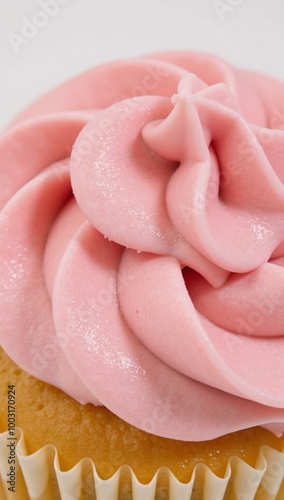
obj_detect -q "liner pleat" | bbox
[0,428,284,500]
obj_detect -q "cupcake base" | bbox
[0,348,284,499]
[1,430,284,499]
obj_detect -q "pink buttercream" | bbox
[1,52,284,441]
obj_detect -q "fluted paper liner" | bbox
[0,428,284,499]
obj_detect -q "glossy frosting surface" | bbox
[1,52,284,440]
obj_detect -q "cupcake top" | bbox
[1,51,284,441]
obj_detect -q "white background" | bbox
[0,0,284,131]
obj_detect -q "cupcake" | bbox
[0,51,284,499]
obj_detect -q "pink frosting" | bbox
[1,51,284,441]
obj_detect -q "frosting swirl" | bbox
[1,52,284,440]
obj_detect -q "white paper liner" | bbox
[0,428,284,499]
